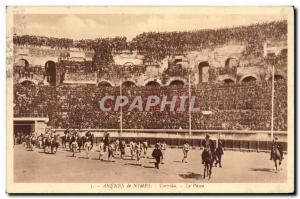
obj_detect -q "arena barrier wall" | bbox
[54,128,287,153]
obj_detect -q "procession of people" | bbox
[19,128,284,177]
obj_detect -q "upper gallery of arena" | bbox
[13,20,287,87]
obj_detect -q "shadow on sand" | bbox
[179,172,203,180]
[124,163,142,166]
[250,168,274,173]
[173,160,184,163]
[90,159,114,162]
[143,165,156,169]
[66,155,76,158]
[78,157,90,159]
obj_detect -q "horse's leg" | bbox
[51,145,53,154]
[73,147,76,157]
[86,146,89,159]
[209,163,212,179]
[274,160,278,172]
[203,163,207,179]
[207,164,209,178]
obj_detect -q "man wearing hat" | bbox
[103,130,110,152]
[270,136,283,160]
[215,139,224,167]
[152,144,163,169]
[201,134,215,164]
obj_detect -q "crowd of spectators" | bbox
[52,85,120,129]
[13,83,55,117]
[98,64,147,80]
[162,64,190,83]
[12,20,288,131]
[13,35,127,51]
[64,72,97,82]
[13,35,74,49]
[14,65,44,79]
[14,79,287,131]
[131,20,287,63]
[14,20,287,65]
[264,50,288,68]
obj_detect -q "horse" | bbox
[66,134,71,149]
[78,136,85,152]
[50,135,60,154]
[43,136,52,154]
[203,149,214,179]
[61,135,67,148]
[271,146,282,172]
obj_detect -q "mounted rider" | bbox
[84,131,94,148]
[43,129,51,145]
[270,136,283,160]
[201,134,215,164]
[51,130,60,144]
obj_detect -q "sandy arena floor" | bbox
[14,144,286,183]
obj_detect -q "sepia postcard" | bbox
[6,6,294,194]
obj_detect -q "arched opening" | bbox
[98,81,112,87]
[266,52,276,57]
[20,80,36,86]
[223,79,235,84]
[198,61,210,83]
[122,81,136,87]
[175,59,182,64]
[274,75,284,81]
[15,59,30,78]
[280,48,287,55]
[124,62,134,67]
[269,75,284,81]
[16,59,29,67]
[145,81,160,87]
[225,57,239,69]
[169,80,184,87]
[45,61,56,86]
[241,76,257,83]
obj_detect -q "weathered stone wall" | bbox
[13,42,287,86]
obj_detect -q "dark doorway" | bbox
[242,76,257,83]
[145,81,160,87]
[269,75,284,81]
[98,81,112,87]
[224,79,235,84]
[169,80,184,87]
[45,61,56,86]
[13,121,35,144]
[122,81,136,87]
[198,61,209,83]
